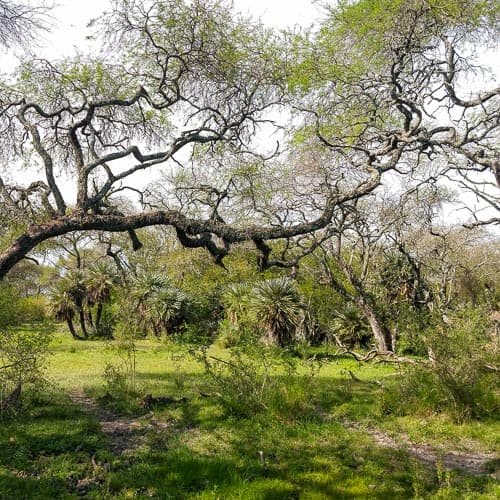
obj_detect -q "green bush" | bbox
[379,308,499,421]
[0,326,52,417]
[16,296,48,323]
[0,284,21,328]
[199,344,320,420]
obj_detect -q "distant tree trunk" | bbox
[86,308,94,329]
[321,255,394,352]
[152,322,161,337]
[66,316,83,340]
[355,296,393,352]
[78,308,88,338]
[95,302,103,328]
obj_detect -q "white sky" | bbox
[35,0,321,59]
[2,0,497,226]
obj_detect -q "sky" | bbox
[2,0,497,224]
[36,0,321,59]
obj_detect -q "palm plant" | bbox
[60,271,89,338]
[251,277,303,347]
[49,287,81,340]
[330,303,371,348]
[222,282,252,328]
[128,271,193,336]
[86,262,118,331]
[129,271,171,335]
[146,286,191,336]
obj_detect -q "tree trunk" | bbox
[327,256,394,352]
[78,308,88,338]
[86,308,94,329]
[356,296,393,352]
[86,306,94,328]
[152,322,161,337]
[96,302,103,328]
[66,316,83,340]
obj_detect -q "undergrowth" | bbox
[0,333,497,498]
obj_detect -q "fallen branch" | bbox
[483,364,499,372]
[331,335,419,365]
[345,369,384,388]
[139,393,187,409]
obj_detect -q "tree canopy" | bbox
[0,0,498,279]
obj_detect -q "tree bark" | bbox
[77,308,88,339]
[66,316,83,340]
[96,302,103,328]
[0,166,384,281]
[355,296,393,352]
[321,253,394,352]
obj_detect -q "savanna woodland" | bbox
[0,0,499,498]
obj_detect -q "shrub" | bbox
[102,323,139,399]
[16,296,48,323]
[0,284,21,327]
[199,343,320,420]
[379,308,499,421]
[0,326,52,417]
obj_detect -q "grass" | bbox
[0,331,498,499]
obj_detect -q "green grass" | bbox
[0,332,498,499]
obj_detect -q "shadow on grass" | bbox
[1,361,496,499]
[0,392,108,499]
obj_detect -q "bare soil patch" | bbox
[68,389,170,455]
[345,420,498,478]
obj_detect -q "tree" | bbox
[251,277,303,346]
[56,270,88,339]
[49,286,80,340]
[0,0,497,282]
[85,262,117,333]
[0,0,51,49]
[314,204,397,352]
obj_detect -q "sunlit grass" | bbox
[0,332,497,498]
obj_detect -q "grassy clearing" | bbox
[0,332,498,499]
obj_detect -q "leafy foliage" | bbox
[0,326,52,416]
[251,277,303,347]
[380,308,499,421]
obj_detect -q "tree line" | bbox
[0,0,498,353]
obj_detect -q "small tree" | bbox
[251,277,303,347]
[0,326,52,415]
[48,287,80,340]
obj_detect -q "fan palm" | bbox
[86,262,118,329]
[146,286,190,336]
[222,282,252,328]
[251,277,302,346]
[60,271,89,338]
[49,287,81,339]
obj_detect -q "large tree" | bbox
[0,0,498,286]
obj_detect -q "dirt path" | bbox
[345,420,498,478]
[68,389,497,478]
[68,389,170,455]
